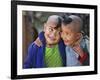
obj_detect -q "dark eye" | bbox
[66,32,68,35]
[49,27,53,32]
[60,30,62,33]
[60,31,63,34]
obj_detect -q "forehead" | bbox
[46,15,60,27]
[47,15,58,23]
[62,23,74,30]
[46,22,61,30]
[46,19,58,27]
[62,22,80,32]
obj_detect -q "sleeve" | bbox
[79,38,90,65]
[78,52,88,64]
[85,38,90,54]
[38,31,46,44]
[34,31,46,47]
[23,43,38,68]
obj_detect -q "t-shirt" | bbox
[45,45,63,67]
[66,36,89,66]
[66,46,81,66]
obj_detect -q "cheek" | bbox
[69,35,77,43]
[61,32,63,38]
[55,35,60,41]
[45,30,51,36]
[65,35,75,44]
[53,34,60,42]
[61,32,66,40]
[70,34,75,40]
[44,32,49,40]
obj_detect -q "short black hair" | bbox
[61,14,73,25]
[61,14,83,32]
[46,15,62,29]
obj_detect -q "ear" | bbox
[76,33,82,40]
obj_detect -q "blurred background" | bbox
[22,11,90,66]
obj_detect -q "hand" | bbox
[34,37,42,47]
[73,44,84,57]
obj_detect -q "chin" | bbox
[64,42,70,46]
[47,40,58,45]
[47,38,58,44]
[48,42,57,45]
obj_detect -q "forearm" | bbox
[78,52,88,64]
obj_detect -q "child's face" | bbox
[61,24,80,46]
[44,22,61,45]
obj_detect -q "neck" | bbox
[46,44,57,48]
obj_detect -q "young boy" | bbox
[35,15,89,66]
[23,15,66,68]
[61,15,89,66]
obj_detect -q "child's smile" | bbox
[48,34,56,41]
[44,16,61,46]
[61,23,80,47]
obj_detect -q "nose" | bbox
[52,30,57,36]
[49,30,57,39]
[50,33,55,38]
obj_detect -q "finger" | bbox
[38,38,42,46]
[34,38,41,47]
[34,41,40,47]
[38,40,42,46]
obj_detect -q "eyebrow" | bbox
[49,26,61,32]
[48,25,57,29]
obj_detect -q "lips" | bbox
[48,35,56,41]
[64,40,69,44]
